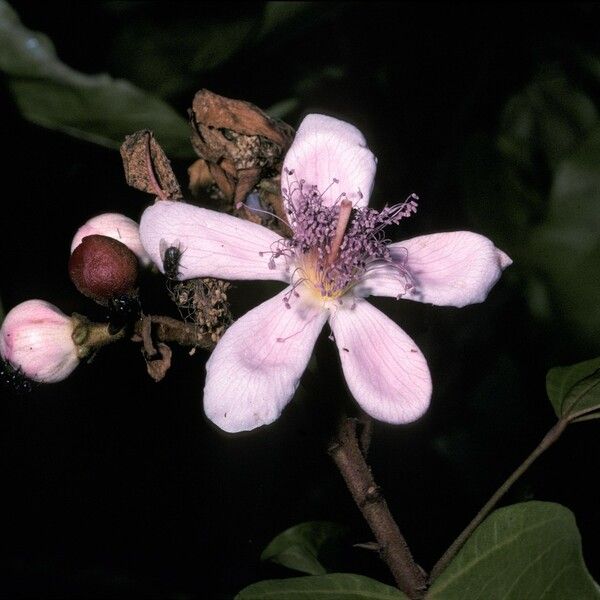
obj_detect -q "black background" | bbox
[1,2,599,598]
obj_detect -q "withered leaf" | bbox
[188,158,214,197]
[144,342,172,382]
[208,161,236,200]
[189,89,294,205]
[121,130,183,201]
[192,89,294,147]
[254,176,290,236]
[236,175,290,237]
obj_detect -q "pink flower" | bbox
[140,115,512,433]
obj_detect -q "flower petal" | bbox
[139,200,289,281]
[329,299,431,424]
[71,213,151,266]
[204,288,328,433]
[356,232,512,307]
[282,114,377,210]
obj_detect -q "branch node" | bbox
[330,416,426,598]
[363,485,383,504]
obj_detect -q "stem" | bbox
[140,315,156,356]
[133,315,215,351]
[150,315,215,349]
[429,417,569,582]
[358,413,374,456]
[328,418,427,599]
[71,314,125,359]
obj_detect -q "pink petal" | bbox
[282,114,377,210]
[204,288,328,433]
[139,200,289,281]
[356,232,512,307]
[71,213,151,266]
[329,299,431,424]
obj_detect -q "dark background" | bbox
[1,2,599,598]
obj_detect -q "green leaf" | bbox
[189,18,254,71]
[257,2,317,40]
[261,521,347,576]
[428,502,600,599]
[545,123,600,235]
[110,15,256,99]
[460,134,535,247]
[267,98,300,120]
[236,573,407,599]
[464,63,599,250]
[109,3,334,99]
[498,66,597,172]
[528,125,600,347]
[0,1,193,158]
[546,357,600,420]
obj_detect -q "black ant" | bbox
[107,293,141,334]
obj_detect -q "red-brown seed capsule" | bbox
[71,213,151,266]
[69,234,139,305]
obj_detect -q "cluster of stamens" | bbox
[257,169,418,308]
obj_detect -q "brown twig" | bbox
[139,315,156,356]
[358,413,374,456]
[328,418,427,599]
[133,315,215,351]
[150,315,215,348]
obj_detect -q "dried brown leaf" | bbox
[189,89,294,207]
[235,166,262,205]
[188,158,214,197]
[121,130,183,201]
[208,162,236,200]
[234,176,290,237]
[145,342,172,382]
[192,89,293,146]
[259,176,288,226]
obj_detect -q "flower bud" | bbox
[0,300,79,383]
[69,235,139,306]
[71,213,150,266]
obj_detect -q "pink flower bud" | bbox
[71,213,150,266]
[0,300,79,383]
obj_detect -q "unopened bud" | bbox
[71,213,150,266]
[69,235,139,306]
[0,300,79,383]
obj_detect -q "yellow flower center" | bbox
[295,249,353,302]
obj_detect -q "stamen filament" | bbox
[237,201,293,233]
